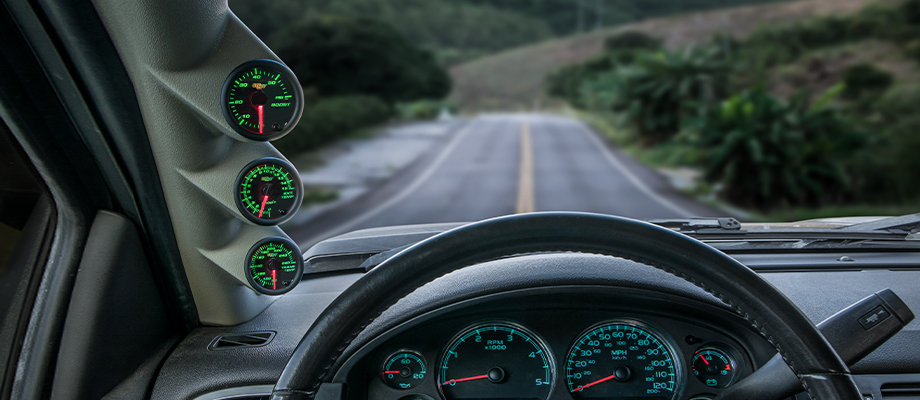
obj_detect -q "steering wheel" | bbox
[270,212,861,400]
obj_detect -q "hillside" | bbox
[449,0,899,111]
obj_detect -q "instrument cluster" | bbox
[353,295,769,400]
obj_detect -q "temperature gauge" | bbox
[235,158,302,225]
[221,59,303,141]
[245,237,303,295]
[691,347,737,388]
[381,351,427,390]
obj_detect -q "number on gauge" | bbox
[566,321,679,399]
[439,323,553,400]
[221,59,303,141]
[245,237,303,295]
[235,158,302,225]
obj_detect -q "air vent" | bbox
[882,382,920,399]
[208,331,275,350]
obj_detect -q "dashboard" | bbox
[347,287,776,400]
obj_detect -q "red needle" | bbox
[572,374,617,392]
[383,371,401,374]
[443,374,489,384]
[699,354,710,365]
[257,105,264,134]
[258,195,268,218]
[272,269,277,290]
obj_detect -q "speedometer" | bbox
[565,321,680,399]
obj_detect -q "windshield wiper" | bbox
[838,213,920,239]
[648,216,919,250]
[648,217,742,233]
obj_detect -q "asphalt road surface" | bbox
[288,113,722,248]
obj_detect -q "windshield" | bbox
[230,0,920,248]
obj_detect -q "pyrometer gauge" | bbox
[221,59,303,141]
[235,158,302,225]
[245,237,303,295]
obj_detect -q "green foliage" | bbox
[232,0,786,66]
[397,100,456,121]
[846,84,920,203]
[272,16,450,103]
[698,89,864,209]
[273,95,393,154]
[593,48,730,144]
[604,31,661,51]
[841,64,892,99]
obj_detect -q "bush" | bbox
[604,31,661,51]
[841,63,893,99]
[847,84,920,203]
[698,89,865,210]
[597,48,730,145]
[272,15,450,103]
[397,100,456,120]
[273,95,393,154]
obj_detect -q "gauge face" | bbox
[565,321,679,399]
[691,348,736,388]
[244,237,303,295]
[235,158,302,225]
[221,59,304,141]
[438,323,553,400]
[382,351,427,390]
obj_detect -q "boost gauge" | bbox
[235,158,302,225]
[245,237,303,295]
[222,59,304,141]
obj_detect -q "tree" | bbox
[271,15,451,103]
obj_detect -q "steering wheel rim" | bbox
[270,212,860,400]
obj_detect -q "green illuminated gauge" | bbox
[245,237,303,295]
[381,351,428,390]
[565,320,680,399]
[221,59,304,141]
[235,158,302,225]
[438,322,553,400]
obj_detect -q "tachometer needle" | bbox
[258,195,268,218]
[443,374,489,384]
[257,104,264,134]
[699,354,709,365]
[272,269,277,290]
[572,374,617,392]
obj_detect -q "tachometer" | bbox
[438,323,553,400]
[235,158,302,225]
[565,320,679,399]
[221,59,303,141]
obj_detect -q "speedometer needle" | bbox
[272,269,277,290]
[258,195,268,218]
[443,374,489,384]
[572,374,617,392]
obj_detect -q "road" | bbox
[288,113,722,249]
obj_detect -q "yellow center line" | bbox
[516,122,535,213]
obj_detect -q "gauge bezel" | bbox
[437,321,555,400]
[221,58,304,141]
[381,350,428,390]
[691,345,739,388]
[234,157,303,226]
[244,237,304,295]
[564,319,683,400]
